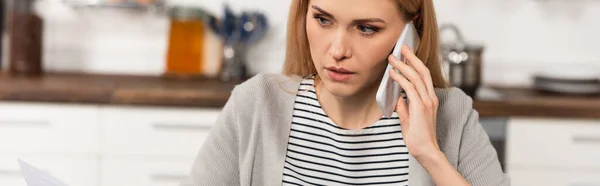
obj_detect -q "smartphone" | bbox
[376,22,420,118]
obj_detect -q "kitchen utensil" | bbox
[440,24,485,97]
[208,5,269,82]
[207,5,237,44]
[239,12,251,44]
[240,12,268,46]
[210,5,242,82]
[223,5,238,45]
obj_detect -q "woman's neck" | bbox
[315,78,384,130]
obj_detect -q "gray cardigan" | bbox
[181,73,510,186]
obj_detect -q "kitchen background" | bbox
[26,0,600,86]
[0,0,599,186]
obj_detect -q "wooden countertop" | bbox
[0,72,237,108]
[473,86,600,119]
[0,72,598,118]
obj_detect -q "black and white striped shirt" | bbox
[282,76,410,186]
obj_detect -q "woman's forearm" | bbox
[418,151,471,186]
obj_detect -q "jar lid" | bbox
[168,6,208,20]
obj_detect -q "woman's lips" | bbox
[326,67,355,82]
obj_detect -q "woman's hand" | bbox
[388,45,470,186]
[387,45,440,161]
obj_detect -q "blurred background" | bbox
[0,0,598,185]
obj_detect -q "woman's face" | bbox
[306,0,407,98]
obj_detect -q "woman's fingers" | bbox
[388,68,421,111]
[394,88,409,123]
[388,50,431,108]
[402,46,439,111]
[403,46,436,99]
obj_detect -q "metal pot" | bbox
[440,24,484,98]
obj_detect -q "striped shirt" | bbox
[282,76,410,186]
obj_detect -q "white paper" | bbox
[18,159,69,186]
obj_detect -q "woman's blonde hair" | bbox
[282,0,449,88]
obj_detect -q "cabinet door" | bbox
[0,154,99,186]
[100,106,220,157]
[509,168,600,186]
[100,156,194,186]
[0,165,25,186]
[507,117,600,168]
[0,102,100,154]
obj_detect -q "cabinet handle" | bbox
[0,120,51,128]
[152,123,212,131]
[572,136,600,144]
[150,173,188,182]
[0,169,21,176]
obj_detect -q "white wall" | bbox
[40,0,600,86]
[434,0,600,86]
[40,0,291,76]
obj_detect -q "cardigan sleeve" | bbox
[457,109,511,186]
[181,88,241,186]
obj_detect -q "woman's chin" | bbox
[321,81,360,98]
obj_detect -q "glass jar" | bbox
[165,6,207,78]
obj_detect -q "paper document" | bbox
[18,159,69,186]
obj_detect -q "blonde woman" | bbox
[182,0,509,185]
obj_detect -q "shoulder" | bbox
[231,72,302,101]
[433,87,477,139]
[434,87,474,120]
[235,73,302,94]
[224,73,302,148]
[228,73,302,119]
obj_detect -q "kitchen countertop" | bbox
[0,72,237,108]
[0,72,598,118]
[474,86,600,119]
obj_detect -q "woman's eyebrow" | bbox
[311,5,335,20]
[311,5,385,24]
[353,18,385,24]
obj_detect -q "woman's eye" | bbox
[314,16,332,26]
[358,25,378,35]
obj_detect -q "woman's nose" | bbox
[328,31,352,61]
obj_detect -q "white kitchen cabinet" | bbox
[0,103,100,154]
[100,106,220,157]
[0,162,26,186]
[507,117,600,168]
[507,117,600,186]
[509,169,600,186]
[0,154,99,186]
[0,101,221,186]
[100,155,195,186]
